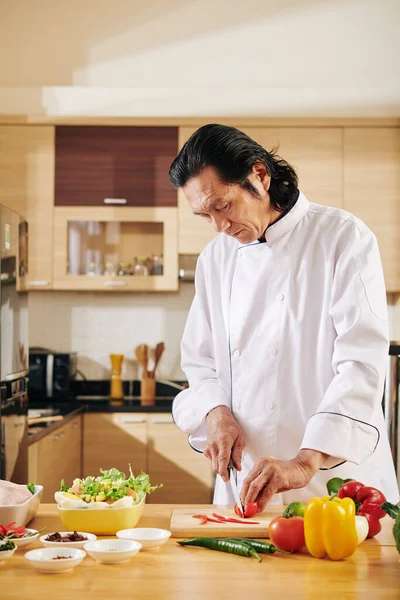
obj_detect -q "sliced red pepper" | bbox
[224,517,260,524]
[212,513,229,522]
[192,515,208,525]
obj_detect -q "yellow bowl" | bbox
[58,496,146,535]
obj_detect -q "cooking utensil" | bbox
[150,342,165,378]
[228,458,244,516]
[135,344,149,378]
[170,507,275,539]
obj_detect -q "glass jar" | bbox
[151,254,164,276]
[133,256,149,276]
[104,261,117,276]
[118,262,132,276]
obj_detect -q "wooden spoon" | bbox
[135,344,149,378]
[150,342,165,378]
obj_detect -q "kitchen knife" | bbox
[228,457,244,516]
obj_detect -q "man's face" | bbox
[182,165,278,244]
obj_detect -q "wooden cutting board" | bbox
[170,506,275,538]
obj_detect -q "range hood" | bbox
[179,254,198,282]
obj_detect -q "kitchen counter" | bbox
[1,504,398,599]
[27,406,85,446]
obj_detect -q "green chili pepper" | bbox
[178,537,261,561]
[226,538,290,554]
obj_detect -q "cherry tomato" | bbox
[234,502,259,518]
[268,516,305,552]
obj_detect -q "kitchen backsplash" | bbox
[28,284,195,381]
[29,289,400,383]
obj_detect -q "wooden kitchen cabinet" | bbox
[55,126,178,207]
[28,415,83,503]
[82,413,148,477]
[147,413,214,504]
[343,128,400,292]
[52,206,178,291]
[0,125,55,289]
[82,413,214,504]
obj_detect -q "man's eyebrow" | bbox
[193,198,225,215]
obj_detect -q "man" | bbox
[169,124,399,513]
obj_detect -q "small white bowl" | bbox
[8,529,40,550]
[83,539,142,564]
[0,543,17,563]
[40,531,97,549]
[24,547,86,574]
[116,528,171,550]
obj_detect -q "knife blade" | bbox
[228,458,244,516]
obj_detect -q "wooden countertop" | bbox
[1,504,399,599]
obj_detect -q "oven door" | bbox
[0,384,28,483]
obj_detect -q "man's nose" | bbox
[211,214,230,233]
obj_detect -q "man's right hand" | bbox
[204,406,245,482]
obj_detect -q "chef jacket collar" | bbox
[264,191,309,245]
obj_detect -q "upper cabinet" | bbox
[0,125,54,289]
[343,128,400,292]
[55,126,178,207]
[178,126,343,254]
[259,128,343,208]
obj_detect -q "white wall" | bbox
[28,286,194,381]
[0,0,399,116]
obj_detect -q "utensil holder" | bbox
[140,377,156,406]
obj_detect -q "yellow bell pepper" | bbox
[304,496,358,561]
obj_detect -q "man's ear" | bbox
[252,162,271,192]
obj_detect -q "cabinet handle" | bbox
[119,418,146,424]
[104,198,127,205]
[103,281,127,287]
[27,280,50,287]
[151,418,174,424]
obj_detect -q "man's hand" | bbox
[204,406,245,482]
[240,449,328,512]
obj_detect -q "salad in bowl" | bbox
[55,466,161,510]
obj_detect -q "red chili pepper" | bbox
[337,481,387,538]
[192,515,208,525]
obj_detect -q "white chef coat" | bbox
[173,192,399,505]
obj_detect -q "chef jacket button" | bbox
[278,293,284,302]
[233,402,240,410]
[266,401,275,410]
[270,347,278,356]
[233,350,240,357]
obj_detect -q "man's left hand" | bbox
[240,449,328,512]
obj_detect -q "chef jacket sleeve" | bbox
[300,223,389,468]
[172,250,230,448]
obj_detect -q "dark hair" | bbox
[169,124,299,212]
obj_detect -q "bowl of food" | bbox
[116,528,171,550]
[0,540,17,563]
[0,524,41,550]
[56,466,161,535]
[83,539,141,564]
[0,481,43,527]
[40,531,97,549]
[24,547,86,574]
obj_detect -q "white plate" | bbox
[0,543,17,563]
[40,531,97,549]
[116,528,171,550]
[24,547,86,573]
[83,539,142,564]
[7,529,40,550]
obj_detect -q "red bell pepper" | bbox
[337,481,387,538]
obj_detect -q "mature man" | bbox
[169,124,399,512]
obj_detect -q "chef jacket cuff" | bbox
[300,411,380,468]
[172,381,230,436]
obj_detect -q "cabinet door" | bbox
[343,128,400,292]
[0,125,54,289]
[53,206,178,291]
[83,413,148,477]
[55,126,178,207]
[260,128,343,208]
[177,127,263,254]
[28,416,82,503]
[147,413,214,504]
